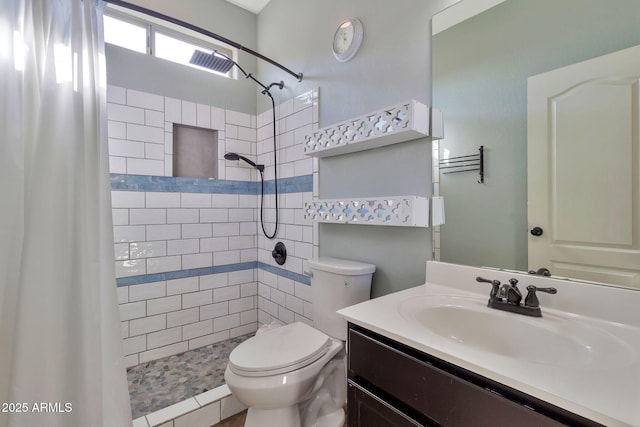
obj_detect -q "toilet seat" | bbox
[228,322,332,377]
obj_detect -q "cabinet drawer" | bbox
[348,381,424,427]
[348,327,568,427]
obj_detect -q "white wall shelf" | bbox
[304,196,429,227]
[303,100,441,158]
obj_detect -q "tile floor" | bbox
[216,410,347,427]
[217,411,247,426]
[127,334,251,419]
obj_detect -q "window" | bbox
[103,7,235,78]
[103,14,147,54]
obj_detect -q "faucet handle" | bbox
[525,285,558,308]
[476,277,501,300]
[476,277,500,286]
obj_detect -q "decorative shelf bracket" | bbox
[304,101,442,158]
[304,196,429,227]
[439,145,485,183]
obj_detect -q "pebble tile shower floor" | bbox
[127,334,252,419]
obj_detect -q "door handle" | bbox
[530,226,543,236]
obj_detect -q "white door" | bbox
[528,44,640,288]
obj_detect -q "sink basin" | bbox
[398,295,635,367]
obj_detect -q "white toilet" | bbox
[224,257,375,427]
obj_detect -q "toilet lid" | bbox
[228,322,331,377]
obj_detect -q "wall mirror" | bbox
[432,0,640,289]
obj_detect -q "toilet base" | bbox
[243,406,345,427]
[312,408,345,427]
[244,405,300,427]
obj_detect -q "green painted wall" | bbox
[257,0,457,297]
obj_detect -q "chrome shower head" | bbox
[223,152,264,172]
[189,50,235,74]
[261,81,285,95]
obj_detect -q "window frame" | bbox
[103,6,236,79]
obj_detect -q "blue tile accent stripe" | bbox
[116,262,259,287]
[110,174,312,194]
[257,262,311,285]
[263,174,313,194]
[116,261,311,287]
[110,174,258,194]
[111,173,314,288]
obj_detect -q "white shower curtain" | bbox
[0,1,132,426]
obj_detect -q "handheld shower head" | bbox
[223,152,240,161]
[224,152,264,172]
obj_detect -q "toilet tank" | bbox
[308,257,376,340]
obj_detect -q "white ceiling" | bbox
[432,0,505,34]
[225,0,271,14]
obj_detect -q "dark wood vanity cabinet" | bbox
[346,324,603,427]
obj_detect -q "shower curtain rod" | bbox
[104,0,303,82]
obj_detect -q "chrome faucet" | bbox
[528,267,551,277]
[476,277,557,317]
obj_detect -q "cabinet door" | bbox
[348,382,425,427]
[348,327,593,427]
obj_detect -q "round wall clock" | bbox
[332,18,364,62]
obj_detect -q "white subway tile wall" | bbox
[432,139,441,260]
[108,86,319,367]
[256,89,319,327]
[119,272,258,367]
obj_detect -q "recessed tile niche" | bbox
[173,124,218,179]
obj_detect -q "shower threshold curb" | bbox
[132,384,245,427]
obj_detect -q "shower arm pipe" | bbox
[215,50,270,93]
[104,0,303,82]
[214,50,283,98]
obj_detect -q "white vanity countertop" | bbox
[338,262,640,427]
